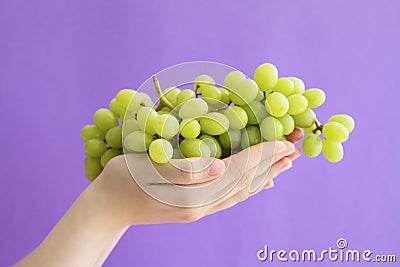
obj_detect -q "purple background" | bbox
[0,0,399,266]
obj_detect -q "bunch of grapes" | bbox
[81,63,355,181]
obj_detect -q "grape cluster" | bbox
[81,63,355,181]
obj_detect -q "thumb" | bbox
[157,157,226,185]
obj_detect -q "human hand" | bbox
[92,127,303,226]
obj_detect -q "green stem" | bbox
[153,75,174,111]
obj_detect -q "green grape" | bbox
[287,94,309,115]
[154,114,179,139]
[219,88,230,104]
[219,129,242,149]
[160,107,171,112]
[100,148,121,167]
[288,77,305,94]
[322,139,344,163]
[124,130,154,152]
[241,126,262,149]
[137,107,158,135]
[303,88,326,108]
[199,112,230,135]
[93,108,119,133]
[322,122,349,142]
[116,89,136,109]
[179,98,208,119]
[157,110,169,115]
[242,101,268,125]
[149,139,173,164]
[272,78,294,96]
[229,79,259,106]
[194,75,215,93]
[265,92,289,117]
[202,85,222,101]
[126,93,145,111]
[180,139,211,158]
[260,117,284,141]
[254,63,278,92]
[302,135,322,157]
[109,98,125,118]
[81,125,105,142]
[137,92,154,107]
[223,70,245,91]
[277,114,295,135]
[163,87,181,106]
[180,119,201,139]
[176,89,196,105]
[85,139,107,158]
[105,126,122,149]
[123,118,140,135]
[292,108,316,128]
[84,156,103,181]
[224,106,248,129]
[254,90,264,101]
[328,114,355,133]
[199,135,222,158]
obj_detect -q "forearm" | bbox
[15,174,129,267]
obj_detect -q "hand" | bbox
[93,127,303,226]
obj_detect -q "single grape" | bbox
[229,79,259,106]
[223,71,246,91]
[194,75,215,93]
[224,106,248,129]
[219,88,231,104]
[100,148,121,167]
[180,139,211,158]
[105,126,122,149]
[176,89,196,106]
[81,125,105,142]
[265,92,289,117]
[180,119,201,139]
[242,101,268,125]
[302,135,322,157]
[219,129,242,149]
[85,139,107,158]
[272,78,294,96]
[137,107,158,135]
[123,117,140,135]
[328,114,355,133]
[199,135,222,158]
[303,88,326,108]
[260,116,284,141]
[199,112,230,135]
[254,63,278,92]
[241,126,262,149]
[84,156,103,181]
[154,114,179,139]
[179,98,208,119]
[123,130,154,152]
[288,77,305,94]
[93,108,119,133]
[292,108,316,128]
[277,114,295,135]
[149,139,173,164]
[322,139,344,162]
[163,87,180,106]
[116,89,136,109]
[202,85,222,101]
[322,122,349,143]
[287,94,309,115]
[137,92,154,107]
[109,98,125,118]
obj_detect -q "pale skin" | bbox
[15,128,303,267]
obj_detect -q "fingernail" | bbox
[276,141,287,153]
[281,161,292,172]
[207,160,225,176]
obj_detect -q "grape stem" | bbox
[313,120,324,134]
[153,75,175,111]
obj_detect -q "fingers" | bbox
[154,157,226,185]
[286,127,304,144]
